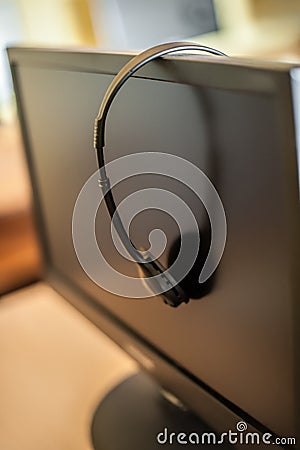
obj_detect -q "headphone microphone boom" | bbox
[94,42,227,307]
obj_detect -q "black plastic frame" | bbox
[7,47,300,447]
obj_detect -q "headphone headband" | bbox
[94,42,226,149]
[93,42,227,306]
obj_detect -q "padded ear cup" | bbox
[167,229,213,300]
[137,253,189,307]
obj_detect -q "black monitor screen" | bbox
[9,48,300,441]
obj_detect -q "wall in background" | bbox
[0,0,96,122]
[194,0,300,58]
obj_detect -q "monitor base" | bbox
[91,372,231,449]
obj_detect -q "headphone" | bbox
[94,42,227,307]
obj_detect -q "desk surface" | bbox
[0,282,137,450]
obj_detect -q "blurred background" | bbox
[1,0,300,294]
[0,2,300,449]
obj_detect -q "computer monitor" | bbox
[8,47,300,445]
